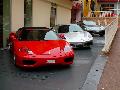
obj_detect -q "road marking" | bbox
[94,39,105,44]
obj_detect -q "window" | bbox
[69,24,83,32]
[58,25,69,33]
[18,28,59,41]
[101,4,114,11]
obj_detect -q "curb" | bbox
[81,54,108,90]
[0,47,9,51]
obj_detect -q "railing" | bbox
[82,15,118,54]
[82,17,115,26]
[102,16,118,53]
[87,11,116,18]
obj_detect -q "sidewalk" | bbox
[97,26,120,89]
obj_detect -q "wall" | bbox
[3,0,10,47]
[11,0,72,29]
[56,6,71,25]
[11,0,24,31]
[46,0,72,9]
[83,0,90,17]
[32,0,72,27]
[32,0,51,27]
[83,0,99,17]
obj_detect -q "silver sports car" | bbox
[54,24,93,48]
[82,20,105,37]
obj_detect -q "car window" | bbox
[44,31,59,40]
[18,29,59,41]
[69,24,83,32]
[58,25,69,33]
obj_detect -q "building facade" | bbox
[83,0,120,17]
[97,0,120,15]
[83,0,98,17]
[2,0,72,48]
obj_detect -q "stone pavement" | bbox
[97,25,120,90]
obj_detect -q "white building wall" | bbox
[32,0,51,27]
[11,0,24,31]
[11,0,72,30]
[56,6,71,25]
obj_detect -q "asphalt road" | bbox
[0,36,104,90]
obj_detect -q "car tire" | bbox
[87,45,91,49]
[82,43,91,49]
[91,33,94,36]
[99,33,104,37]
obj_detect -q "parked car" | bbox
[79,20,105,37]
[54,24,93,48]
[8,27,74,68]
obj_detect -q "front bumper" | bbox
[70,40,93,48]
[86,30,105,35]
[15,52,74,68]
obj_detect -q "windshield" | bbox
[18,30,59,41]
[83,20,96,26]
[69,24,83,32]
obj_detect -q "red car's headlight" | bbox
[18,47,34,55]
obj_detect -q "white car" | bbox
[54,24,93,48]
[82,20,105,37]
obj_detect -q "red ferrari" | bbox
[8,27,74,68]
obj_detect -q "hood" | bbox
[64,32,93,43]
[15,40,66,55]
[85,25,105,31]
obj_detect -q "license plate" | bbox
[47,60,55,63]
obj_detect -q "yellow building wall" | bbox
[83,0,90,17]
[83,0,98,17]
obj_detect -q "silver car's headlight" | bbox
[87,33,93,38]
[64,44,72,53]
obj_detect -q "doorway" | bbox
[0,0,3,48]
